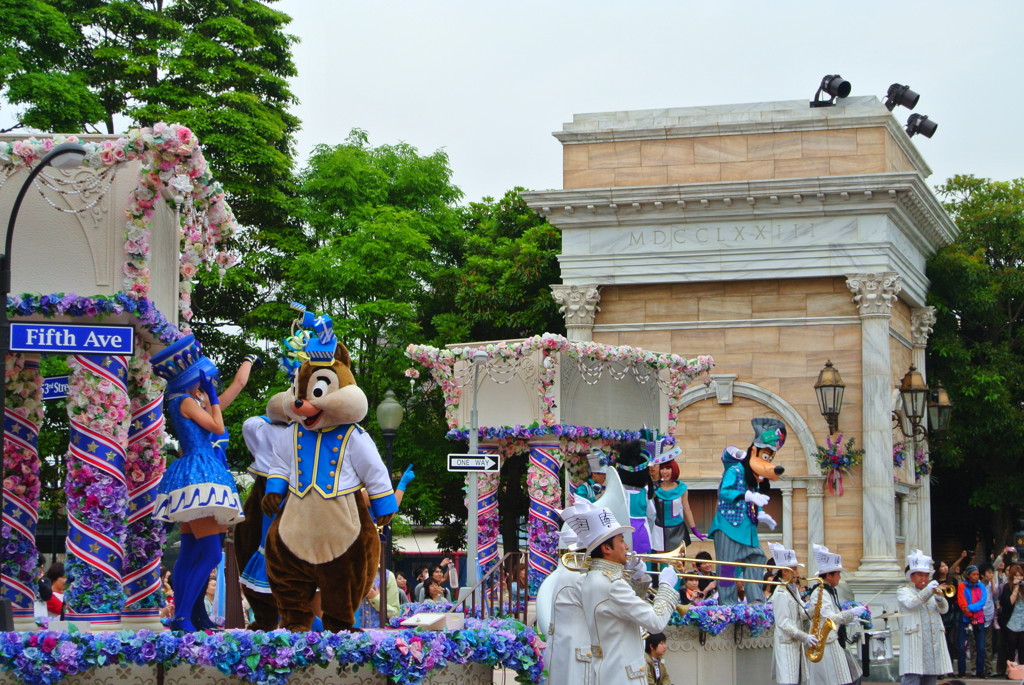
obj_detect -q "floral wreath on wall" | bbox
[814,433,864,496]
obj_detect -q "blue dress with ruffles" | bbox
[153,395,244,525]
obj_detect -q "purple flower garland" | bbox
[0,621,545,685]
[6,293,182,345]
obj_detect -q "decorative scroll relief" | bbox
[910,306,937,347]
[846,272,902,317]
[551,284,601,328]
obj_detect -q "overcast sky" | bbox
[278,0,1022,204]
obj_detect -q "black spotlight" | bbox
[810,74,852,108]
[905,113,938,138]
[884,83,920,111]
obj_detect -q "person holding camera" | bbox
[1001,564,1024,677]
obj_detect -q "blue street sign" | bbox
[8,323,134,355]
[42,376,69,401]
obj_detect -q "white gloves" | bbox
[802,634,819,647]
[925,580,939,592]
[658,566,678,589]
[757,511,777,530]
[625,556,650,584]
[744,491,770,507]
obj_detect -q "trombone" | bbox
[560,544,794,587]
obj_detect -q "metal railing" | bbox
[455,552,530,624]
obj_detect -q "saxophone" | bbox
[805,580,838,663]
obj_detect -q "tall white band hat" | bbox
[768,542,804,569]
[650,444,681,466]
[813,544,843,575]
[588,448,609,475]
[906,549,934,580]
[562,499,634,554]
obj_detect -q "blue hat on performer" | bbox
[752,417,787,451]
[150,334,219,395]
[289,302,337,367]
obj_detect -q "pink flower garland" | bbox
[406,334,714,434]
[0,127,239,329]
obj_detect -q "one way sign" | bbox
[447,453,500,473]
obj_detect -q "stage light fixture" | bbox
[884,83,920,111]
[905,113,938,138]
[810,74,852,108]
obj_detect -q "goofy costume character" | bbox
[708,417,786,604]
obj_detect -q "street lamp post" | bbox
[375,389,404,627]
[1,142,87,629]
[465,348,488,594]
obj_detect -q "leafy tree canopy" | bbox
[928,174,1024,534]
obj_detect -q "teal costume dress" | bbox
[153,395,244,525]
[652,482,690,551]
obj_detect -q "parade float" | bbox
[0,130,532,685]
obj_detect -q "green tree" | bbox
[282,130,467,544]
[927,174,1024,543]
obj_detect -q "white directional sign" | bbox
[447,453,500,473]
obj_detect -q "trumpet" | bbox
[934,583,956,598]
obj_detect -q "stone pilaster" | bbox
[905,487,921,553]
[781,487,793,550]
[847,272,903,574]
[910,306,936,555]
[805,478,825,573]
[550,284,601,342]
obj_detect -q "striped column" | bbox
[1,354,43,621]
[121,354,166,617]
[476,446,500,578]
[63,355,130,624]
[527,442,562,595]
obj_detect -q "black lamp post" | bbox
[1,142,87,629]
[896,366,929,438]
[927,381,953,433]
[375,388,404,627]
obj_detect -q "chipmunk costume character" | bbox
[262,304,397,631]
[708,417,786,604]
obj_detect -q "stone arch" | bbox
[677,381,821,477]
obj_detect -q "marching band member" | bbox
[897,549,953,685]
[545,525,591,683]
[575,449,609,503]
[807,545,869,685]
[567,499,679,684]
[768,542,813,685]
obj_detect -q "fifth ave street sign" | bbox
[447,453,500,473]
[8,322,134,356]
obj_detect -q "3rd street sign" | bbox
[447,453,500,473]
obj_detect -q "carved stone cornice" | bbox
[805,478,825,497]
[910,306,937,347]
[551,284,601,341]
[846,273,902,318]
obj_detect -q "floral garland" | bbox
[448,423,641,443]
[814,433,864,496]
[0,127,239,326]
[2,354,44,611]
[63,357,130,616]
[892,441,907,470]
[407,334,713,435]
[667,600,871,637]
[7,293,181,345]
[914,446,931,481]
[0,622,545,685]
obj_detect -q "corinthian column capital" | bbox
[846,272,902,318]
[910,306,937,348]
[551,284,601,341]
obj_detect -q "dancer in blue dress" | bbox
[151,335,254,632]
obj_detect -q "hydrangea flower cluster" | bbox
[914,446,931,481]
[0,621,545,685]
